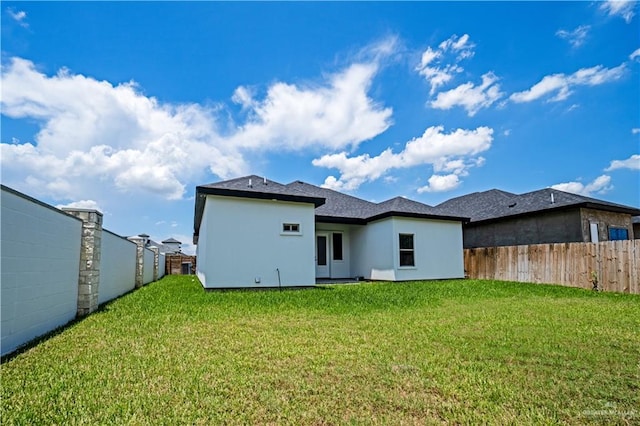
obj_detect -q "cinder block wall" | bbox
[1,185,166,356]
[99,230,137,305]
[1,186,82,356]
[143,248,155,284]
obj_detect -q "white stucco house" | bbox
[193,175,468,289]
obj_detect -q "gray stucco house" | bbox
[437,188,640,248]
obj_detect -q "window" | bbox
[282,223,300,233]
[608,227,628,241]
[332,233,343,261]
[399,233,415,267]
[316,235,327,266]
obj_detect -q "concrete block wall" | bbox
[143,247,155,284]
[1,185,166,356]
[1,186,82,356]
[99,230,137,305]
[158,253,166,277]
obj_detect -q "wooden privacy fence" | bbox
[165,254,197,275]
[464,240,639,294]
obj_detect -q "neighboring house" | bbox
[437,188,640,249]
[162,237,183,254]
[128,234,196,275]
[193,175,468,289]
[633,216,640,239]
[128,234,182,255]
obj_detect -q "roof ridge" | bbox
[286,180,378,206]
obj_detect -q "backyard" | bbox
[2,276,639,424]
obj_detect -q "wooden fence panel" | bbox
[464,240,640,294]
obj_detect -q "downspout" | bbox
[276,268,282,291]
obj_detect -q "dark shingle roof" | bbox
[285,181,378,222]
[193,176,468,240]
[368,196,467,222]
[194,176,326,239]
[162,238,181,244]
[437,187,640,223]
[286,181,468,223]
[198,175,324,201]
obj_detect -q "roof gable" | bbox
[162,237,181,244]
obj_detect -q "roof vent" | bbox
[508,202,517,208]
[264,176,267,185]
[248,178,252,188]
[551,193,555,204]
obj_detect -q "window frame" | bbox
[281,222,302,236]
[608,226,629,241]
[398,233,415,268]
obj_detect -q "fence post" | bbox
[62,208,103,316]
[128,236,145,288]
[150,246,159,282]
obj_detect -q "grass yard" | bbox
[2,276,639,425]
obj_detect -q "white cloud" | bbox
[1,58,241,200]
[631,48,640,61]
[229,62,392,151]
[551,175,613,196]
[417,174,461,193]
[438,33,475,59]
[600,0,636,23]
[1,48,393,202]
[510,63,626,103]
[313,125,493,192]
[7,8,28,28]
[556,25,590,48]
[632,128,640,134]
[56,200,103,212]
[416,34,475,95]
[605,154,640,171]
[430,72,504,116]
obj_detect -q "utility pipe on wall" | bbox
[276,268,282,291]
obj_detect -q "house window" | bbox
[608,227,628,241]
[282,223,300,233]
[399,233,415,267]
[332,233,343,261]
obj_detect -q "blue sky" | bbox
[2,1,639,254]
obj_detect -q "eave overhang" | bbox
[193,186,326,242]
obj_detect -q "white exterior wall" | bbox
[196,209,209,285]
[350,217,464,281]
[196,195,316,288]
[316,223,353,279]
[391,217,464,280]
[1,187,82,355]
[351,219,396,280]
[143,248,155,284]
[99,230,137,304]
[158,253,166,277]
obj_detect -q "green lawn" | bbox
[2,276,639,425]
